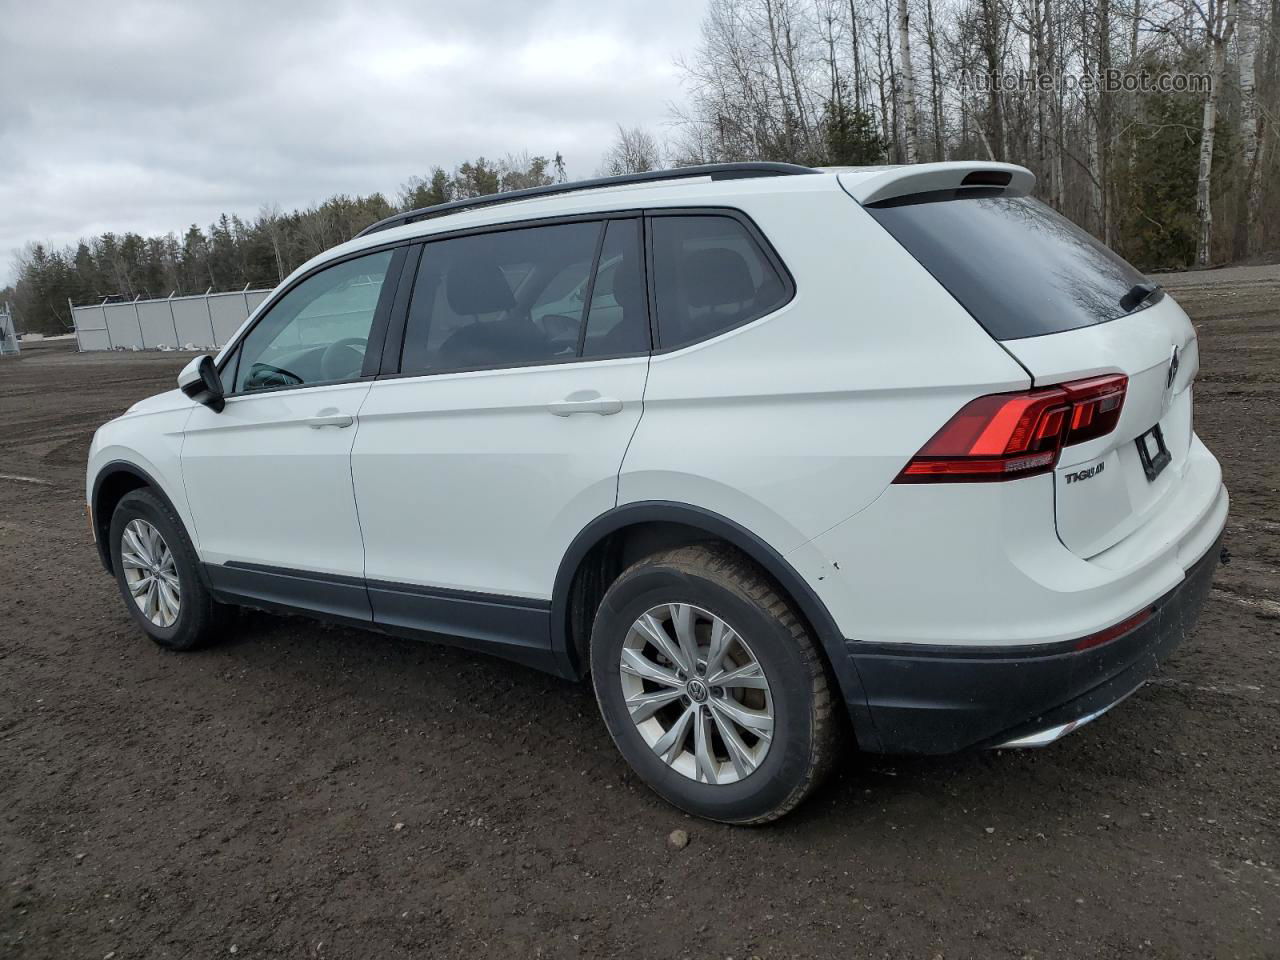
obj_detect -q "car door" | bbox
[182,246,405,619]
[351,216,651,647]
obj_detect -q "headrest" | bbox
[681,248,756,307]
[446,259,515,315]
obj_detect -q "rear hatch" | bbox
[863,183,1197,559]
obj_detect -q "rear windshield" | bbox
[866,192,1154,340]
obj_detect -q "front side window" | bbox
[650,215,789,350]
[399,219,647,375]
[234,249,395,393]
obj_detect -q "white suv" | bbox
[87,162,1228,823]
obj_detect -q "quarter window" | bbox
[650,215,788,350]
[234,249,395,393]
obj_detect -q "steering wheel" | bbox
[537,313,580,343]
[245,362,303,390]
[320,337,368,381]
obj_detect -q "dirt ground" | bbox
[1,266,1277,959]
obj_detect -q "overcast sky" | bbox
[0,0,705,286]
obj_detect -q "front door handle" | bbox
[306,412,354,428]
[547,393,624,417]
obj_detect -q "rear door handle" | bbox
[306,413,354,429]
[547,394,624,417]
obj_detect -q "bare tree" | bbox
[1235,0,1261,256]
[1258,0,1280,251]
[848,0,867,111]
[977,0,1006,159]
[666,0,1279,269]
[1196,0,1239,265]
[898,0,920,159]
[923,0,948,159]
[600,125,664,174]
[258,204,286,283]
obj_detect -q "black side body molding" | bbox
[206,562,374,624]
[203,562,561,675]
[365,577,554,671]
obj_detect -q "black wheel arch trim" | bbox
[90,460,198,579]
[549,500,879,748]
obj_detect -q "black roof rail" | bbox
[354,162,819,239]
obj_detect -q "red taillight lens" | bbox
[1061,375,1128,445]
[896,374,1128,484]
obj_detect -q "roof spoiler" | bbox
[840,162,1035,206]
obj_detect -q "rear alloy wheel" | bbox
[591,545,840,824]
[620,603,774,785]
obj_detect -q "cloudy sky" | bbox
[0,0,706,286]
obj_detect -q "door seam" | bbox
[615,354,651,507]
[348,382,376,619]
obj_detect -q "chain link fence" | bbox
[71,288,273,352]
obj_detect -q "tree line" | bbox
[7,0,1278,335]
[4,154,565,335]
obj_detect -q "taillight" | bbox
[896,374,1128,483]
[1060,375,1127,445]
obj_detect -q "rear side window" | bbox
[866,193,1153,341]
[400,221,600,374]
[581,218,649,358]
[650,215,789,350]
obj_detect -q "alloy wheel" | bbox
[619,603,774,784]
[120,518,181,628]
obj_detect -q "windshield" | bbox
[867,192,1155,340]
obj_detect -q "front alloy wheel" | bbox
[120,518,181,627]
[109,487,228,651]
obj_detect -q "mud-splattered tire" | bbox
[590,544,840,824]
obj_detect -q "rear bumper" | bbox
[844,532,1222,755]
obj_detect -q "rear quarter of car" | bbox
[620,166,1227,755]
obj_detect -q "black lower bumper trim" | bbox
[845,535,1222,755]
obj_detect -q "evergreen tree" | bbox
[11,148,566,332]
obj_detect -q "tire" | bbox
[590,544,840,825]
[109,488,229,651]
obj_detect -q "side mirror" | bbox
[177,355,225,412]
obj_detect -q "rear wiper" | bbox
[1119,282,1160,312]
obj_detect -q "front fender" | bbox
[87,404,195,569]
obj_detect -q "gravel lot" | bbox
[2,266,1277,958]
